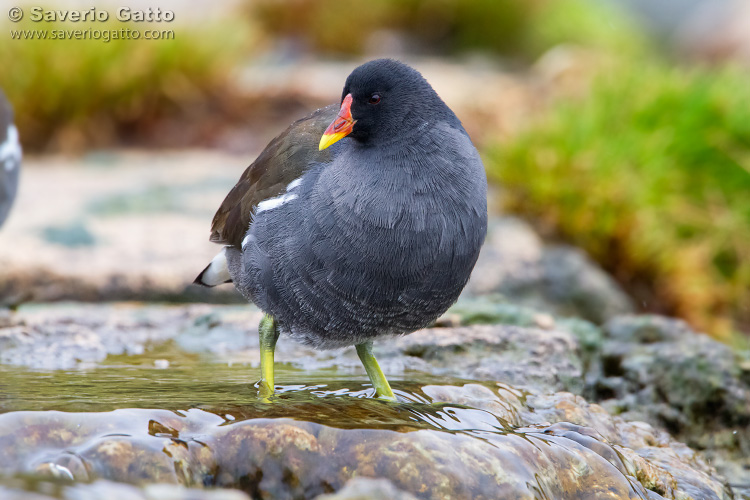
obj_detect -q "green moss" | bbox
[486,61,750,337]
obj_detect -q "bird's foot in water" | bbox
[256,316,396,401]
[356,341,397,401]
[258,314,280,398]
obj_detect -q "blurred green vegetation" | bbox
[249,0,643,58]
[251,0,530,55]
[486,61,750,337]
[0,17,255,151]
[0,0,638,152]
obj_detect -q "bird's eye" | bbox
[368,93,381,105]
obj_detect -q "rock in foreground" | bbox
[0,383,732,500]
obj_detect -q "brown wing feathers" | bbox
[208,105,338,248]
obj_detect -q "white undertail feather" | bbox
[199,177,302,287]
[198,247,231,286]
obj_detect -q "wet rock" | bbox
[520,392,734,500]
[388,324,584,394]
[0,302,587,394]
[437,301,750,496]
[592,315,750,495]
[0,304,184,369]
[0,383,733,500]
[466,218,633,324]
[595,315,750,435]
[0,479,251,500]
[314,477,418,500]
[1,303,746,497]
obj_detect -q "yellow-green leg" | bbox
[356,341,396,400]
[258,314,280,398]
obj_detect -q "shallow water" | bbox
[0,350,657,500]
[0,367,518,440]
[0,342,487,419]
[0,308,669,500]
[1,301,737,499]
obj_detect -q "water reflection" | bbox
[0,354,657,499]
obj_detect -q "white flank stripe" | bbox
[202,247,231,285]
[256,192,298,213]
[286,178,302,191]
[0,125,22,172]
[253,176,303,214]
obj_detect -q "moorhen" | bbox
[0,90,21,228]
[196,59,487,399]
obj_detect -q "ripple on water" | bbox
[0,369,655,500]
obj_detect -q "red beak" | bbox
[319,94,356,150]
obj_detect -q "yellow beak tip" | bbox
[319,133,343,151]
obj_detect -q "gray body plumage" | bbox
[0,91,21,228]
[228,121,487,349]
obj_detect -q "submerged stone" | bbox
[314,477,418,500]
[0,303,744,498]
[0,384,731,500]
[0,478,251,500]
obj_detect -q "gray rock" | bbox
[388,324,584,394]
[466,217,544,297]
[466,217,633,324]
[444,297,605,372]
[0,384,732,500]
[592,315,750,494]
[0,304,182,369]
[540,245,634,323]
[2,303,747,498]
[596,315,750,433]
